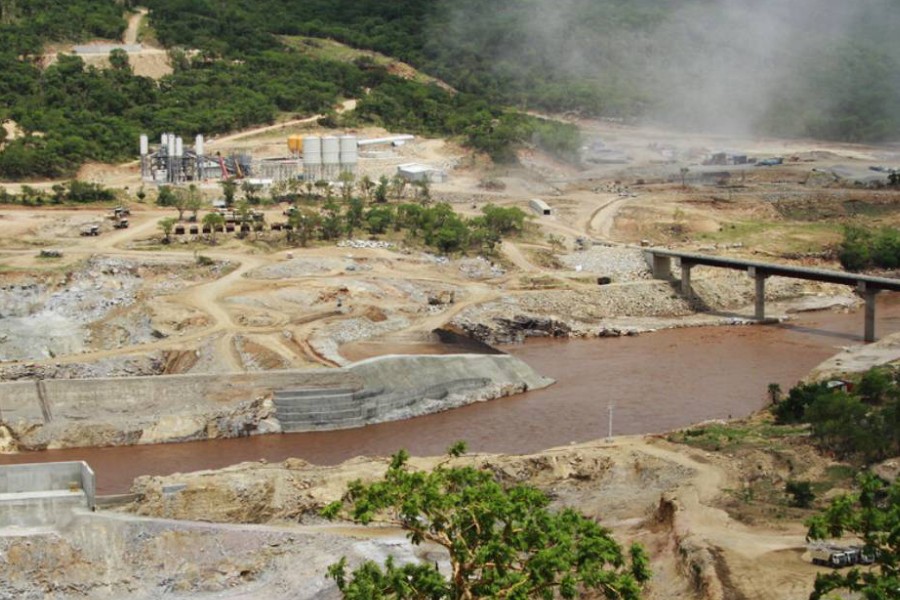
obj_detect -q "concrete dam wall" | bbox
[0,354,552,450]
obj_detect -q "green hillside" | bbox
[1,0,898,179]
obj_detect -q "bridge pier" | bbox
[650,253,672,279]
[681,263,694,300]
[859,282,880,343]
[748,267,768,321]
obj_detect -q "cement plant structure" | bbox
[140,133,363,185]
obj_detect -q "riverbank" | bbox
[0,354,551,453]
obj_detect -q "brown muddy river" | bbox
[3,298,899,494]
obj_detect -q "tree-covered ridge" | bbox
[0,0,581,178]
[0,0,128,55]
[143,0,900,141]
[0,49,369,178]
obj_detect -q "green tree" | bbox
[806,473,900,600]
[785,480,815,508]
[288,207,321,247]
[482,204,527,236]
[345,197,365,234]
[364,205,394,234]
[323,446,650,600]
[156,185,177,209]
[158,217,177,244]
[202,211,225,243]
[221,179,237,208]
[374,175,390,203]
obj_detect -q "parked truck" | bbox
[810,544,874,568]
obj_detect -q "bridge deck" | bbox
[647,249,900,292]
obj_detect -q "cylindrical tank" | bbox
[288,135,302,154]
[303,136,322,181]
[322,136,339,180]
[140,134,149,156]
[195,134,204,157]
[167,134,176,157]
[175,137,184,157]
[161,133,168,148]
[339,135,358,176]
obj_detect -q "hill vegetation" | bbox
[1,0,898,178]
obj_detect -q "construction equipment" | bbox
[810,544,874,568]
[80,225,100,237]
[113,218,129,229]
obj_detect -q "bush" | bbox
[785,480,815,508]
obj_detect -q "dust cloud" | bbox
[431,0,900,138]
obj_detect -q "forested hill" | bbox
[1,0,899,179]
[144,0,900,141]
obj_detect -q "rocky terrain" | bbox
[0,431,845,599]
[0,114,899,600]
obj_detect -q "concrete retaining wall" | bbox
[0,354,552,449]
[274,354,551,432]
[0,461,95,527]
[0,370,354,424]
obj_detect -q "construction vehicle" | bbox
[811,545,852,567]
[80,225,100,236]
[810,544,874,568]
[113,218,129,229]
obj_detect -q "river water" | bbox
[3,298,899,494]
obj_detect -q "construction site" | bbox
[3,6,900,590]
[139,129,441,188]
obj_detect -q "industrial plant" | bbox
[138,133,428,186]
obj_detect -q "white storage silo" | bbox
[195,134,204,157]
[161,133,168,149]
[175,137,184,157]
[303,136,322,182]
[339,135,358,176]
[322,135,340,181]
[140,134,149,156]
[167,134,176,157]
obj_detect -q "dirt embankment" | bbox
[107,434,824,600]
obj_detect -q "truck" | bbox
[810,545,852,567]
[113,218,129,229]
[810,544,874,568]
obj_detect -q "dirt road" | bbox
[123,8,148,45]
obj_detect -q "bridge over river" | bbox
[645,249,900,342]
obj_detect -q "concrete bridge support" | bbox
[650,254,672,279]
[859,282,880,343]
[748,267,769,321]
[681,263,694,300]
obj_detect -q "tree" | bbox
[156,185,177,209]
[338,171,355,203]
[323,445,650,600]
[158,217,177,244]
[785,480,815,508]
[288,207,321,247]
[374,175,390,203]
[345,197,365,235]
[183,183,203,221]
[358,175,374,202]
[806,473,900,600]
[202,211,225,243]
[221,179,237,208]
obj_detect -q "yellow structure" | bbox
[287,135,303,154]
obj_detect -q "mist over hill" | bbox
[425,0,900,140]
[1,0,898,178]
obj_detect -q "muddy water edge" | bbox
[3,297,899,494]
